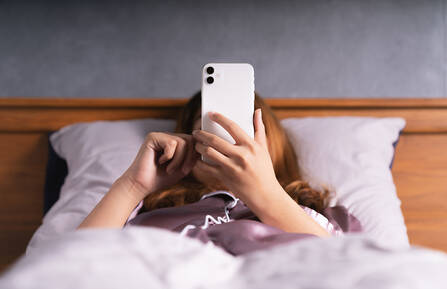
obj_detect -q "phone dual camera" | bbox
[205,66,214,84]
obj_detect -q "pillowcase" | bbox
[27,116,407,254]
[281,117,408,249]
[27,118,176,254]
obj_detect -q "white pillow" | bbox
[27,116,408,253]
[281,117,408,249]
[26,118,176,254]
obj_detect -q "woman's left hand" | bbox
[192,109,283,209]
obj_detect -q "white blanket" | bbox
[1,227,446,289]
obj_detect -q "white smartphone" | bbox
[201,63,255,164]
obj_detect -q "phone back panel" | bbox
[201,63,255,150]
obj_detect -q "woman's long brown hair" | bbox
[143,91,331,214]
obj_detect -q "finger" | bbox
[192,129,236,157]
[254,108,268,149]
[195,142,232,168]
[159,140,176,164]
[165,133,199,174]
[208,111,252,145]
[195,158,220,177]
[168,133,198,174]
[180,136,195,174]
[166,138,187,174]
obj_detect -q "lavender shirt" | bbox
[127,191,362,256]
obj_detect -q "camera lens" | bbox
[206,66,214,74]
[206,76,214,84]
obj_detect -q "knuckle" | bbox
[228,123,237,132]
[238,150,254,168]
[207,137,217,147]
[177,138,186,147]
[145,132,155,141]
[234,153,246,166]
[230,164,243,176]
[196,143,205,155]
[240,156,249,168]
[246,142,256,153]
[200,132,212,142]
[204,146,213,155]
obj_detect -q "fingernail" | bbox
[208,111,215,118]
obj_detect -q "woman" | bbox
[78,92,360,254]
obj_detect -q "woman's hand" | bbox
[120,132,200,201]
[192,110,331,237]
[78,132,199,230]
[192,109,282,209]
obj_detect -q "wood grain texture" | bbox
[0,98,446,272]
[391,135,447,249]
[1,98,447,133]
[0,133,46,271]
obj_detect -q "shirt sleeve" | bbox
[301,206,344,236]
[125,200,144,225]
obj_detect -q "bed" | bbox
[0,97,447,273]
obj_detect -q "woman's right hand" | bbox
[118,132,200,201]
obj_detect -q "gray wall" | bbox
[0,0,445,98]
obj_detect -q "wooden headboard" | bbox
[1,98,447,271]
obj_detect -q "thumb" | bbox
[254,108,268,149]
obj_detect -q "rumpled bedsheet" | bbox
[1,227,446,289]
